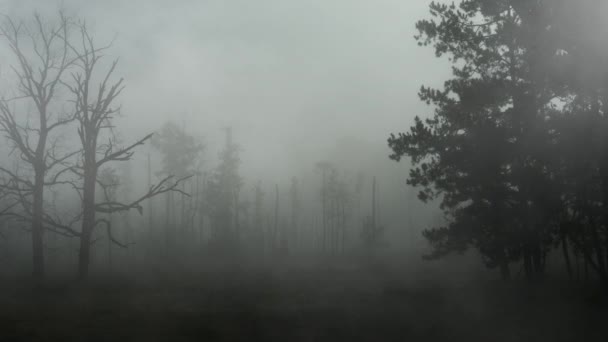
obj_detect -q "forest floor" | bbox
[0,261,607,342]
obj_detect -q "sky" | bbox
[1,0,449,186]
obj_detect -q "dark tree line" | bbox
[389,0,608,286]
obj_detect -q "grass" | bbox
[0,262,606,341]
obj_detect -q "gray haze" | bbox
[4,2,600,341]
[2,0,448,180]
[0,1,458,267]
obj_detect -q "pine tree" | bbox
[388,1,564,280]
[206,128,242,251]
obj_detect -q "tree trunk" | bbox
[32,132,48,282]
[341,202,346,253]
[107,220,112,271]
[496,246,510,281]
[198,175,205,245]
[372,177,376,235]
[165,192,171,256]
[523,245,533,281]
[561,231,573,281]
[31,165,45,282]
[234,189,240,243]
[322,172,327,253]
[531,239,543,276]
[147,153,153,260]
[274,184,279,252]
[181,182,186,240]
[78,160,97,280]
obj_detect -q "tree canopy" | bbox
[389,0,608,283]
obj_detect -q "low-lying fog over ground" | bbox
[0,1,607,341]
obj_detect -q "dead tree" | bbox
[64,22,189,279]
[372,176,376,234]
[151,121,204,254]
[0,13,79,281]
[97,168,119,269]
[252,181,265,253]
[289,177,299,251]
[316,161,333,253]
[273,184,279,252]
[360,176,384,252]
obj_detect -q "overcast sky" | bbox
[1,0,449,182]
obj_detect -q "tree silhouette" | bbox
[388,1,569,280]
[206,127,242,251]
[361,177,384,251]
[0,13,78,281]
[151,121,203,253]
[64,22,190,279]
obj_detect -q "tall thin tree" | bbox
[0,13,78,281]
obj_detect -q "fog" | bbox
[4,0,447,175]
[0,1,606,341]
[0,0,451,251]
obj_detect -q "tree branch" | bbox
[95,175,192,214]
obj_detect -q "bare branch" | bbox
[96,133,153,167]
[95,218,131,248]
[95,175,192,214]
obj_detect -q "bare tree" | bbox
[289,177,300,251]
[273,183,279,252]
[64,22,189,279]
[361,176,384,252]
[252,181,265,253]
[315,161,332,253]
[0,13,79,281]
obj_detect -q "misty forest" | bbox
[1,1,607,341]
